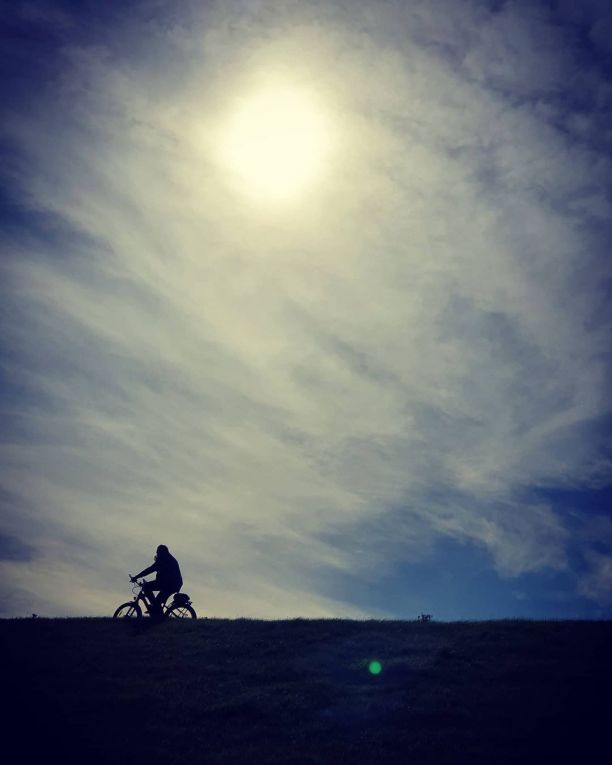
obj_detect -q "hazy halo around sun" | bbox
[219,83,332,203]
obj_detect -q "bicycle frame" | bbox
[130,580,172,615]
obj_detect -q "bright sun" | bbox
[220,87,331,202]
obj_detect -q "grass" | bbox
[3,617,612,764]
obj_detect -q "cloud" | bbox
[0,532,36,562]
[578,550,612,603]
[1,0,611,616]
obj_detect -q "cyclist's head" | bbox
[156,544,169,558]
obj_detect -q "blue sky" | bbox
[1,0,611,619]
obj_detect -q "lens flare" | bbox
[368,660,382,675]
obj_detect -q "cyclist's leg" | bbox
[158,589,173,613]
[151,586,175,616]
[142,581,162,614]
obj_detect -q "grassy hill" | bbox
[4,617,612,764]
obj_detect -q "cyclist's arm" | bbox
[134,563,157,579]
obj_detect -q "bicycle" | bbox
[113,577,197,620]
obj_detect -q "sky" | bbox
[1,0,611,620]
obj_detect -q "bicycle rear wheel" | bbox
[113,602,142,619]
[166,604,196,619]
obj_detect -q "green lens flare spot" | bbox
[368,660,382,675]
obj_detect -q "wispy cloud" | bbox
[1,0,611,616]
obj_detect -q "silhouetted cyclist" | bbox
[131,545,183,618]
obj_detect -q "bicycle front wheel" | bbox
[113,602,142,619]
[166,604,197,619]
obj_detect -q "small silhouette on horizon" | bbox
[131,544,183,618]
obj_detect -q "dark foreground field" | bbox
[3,618,612,764]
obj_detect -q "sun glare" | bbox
[220,86,331,202]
